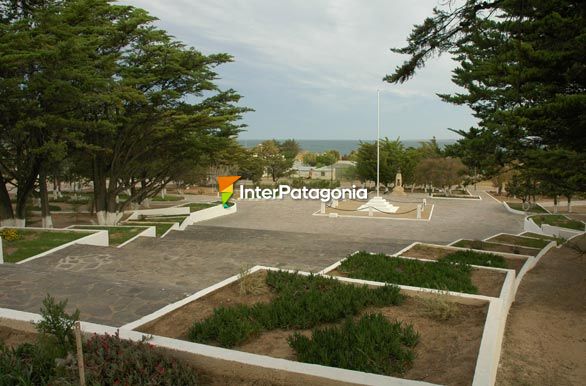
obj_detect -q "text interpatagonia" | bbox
[239,185,368,202]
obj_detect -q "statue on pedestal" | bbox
[391,169,406,196]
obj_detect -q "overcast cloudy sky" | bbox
[122,0,476,140]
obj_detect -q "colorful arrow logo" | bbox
[218,176,241,208]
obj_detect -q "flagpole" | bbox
[376,89,380,197]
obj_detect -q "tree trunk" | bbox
[0,172,15,226]
[39,170,53,228]
[567,196,572,213]
[553,195,558,214]
[93,159,111,225]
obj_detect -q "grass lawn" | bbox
[151,195,184,202]
[124,221,174,237]
[486,234,550,249]
[530,215,585,231]
[519,232,558,241]
[70,225,147,246]
[338,252,477,294]
[506,202,548,213]
[1,229,92,263]
[27,204,62,212]
[183,202,217,212]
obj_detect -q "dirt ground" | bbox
[496,235,586,386]
[140,270,488,386]
[401,244,526,273]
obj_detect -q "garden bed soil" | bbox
[485,234,549,249]
[139,270,489,386]
[401,244,526,273]
[453,240,540,256]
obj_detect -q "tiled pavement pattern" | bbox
[0,191,524,326]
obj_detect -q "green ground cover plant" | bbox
[70,226,147,246]
[439,250,507,268]
[0,229,91,263]
[151,195,184,202]
[506,202,548,213]
[487,234,549,249]
[124,221,174,237]
[0,295,201,385]
[188,271,404,348]
[289,313,418,376]
[452,239,538,255]
[530,215,585,231]
[339,252,477,294]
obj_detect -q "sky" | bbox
[121,0,477,140]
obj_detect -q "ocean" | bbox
[238,139,457,155]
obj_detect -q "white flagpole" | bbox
[376,89,380,197]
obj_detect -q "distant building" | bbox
[290,161,336,180]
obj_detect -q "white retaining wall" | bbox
[186,203,237,225]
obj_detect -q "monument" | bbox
[391,170,406,196]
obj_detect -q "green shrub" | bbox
[35,294,80,354]
[0,296,202,385]
[440,250,507,268]
[0,340,61,386]
[340,252,477,294]
[188,271,404,347]
[81,332,200,385]
[289,313,418,375]
[0,228,20,241]
[420,292,461,321]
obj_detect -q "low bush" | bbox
[0,228,20,241]
[81,332,200,385]
[440,250,507,268]
[238,266,265,296]
[188,271,404,347]
[289,313,418,375]
[420,292,460,321]
[339,252,477,294]
[0,295,202,385]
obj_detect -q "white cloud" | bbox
[123,0,462,98]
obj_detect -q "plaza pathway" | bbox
[0,190,525,326]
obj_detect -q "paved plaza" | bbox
[0,191,524,326]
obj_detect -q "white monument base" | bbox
[357,196,399,213]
